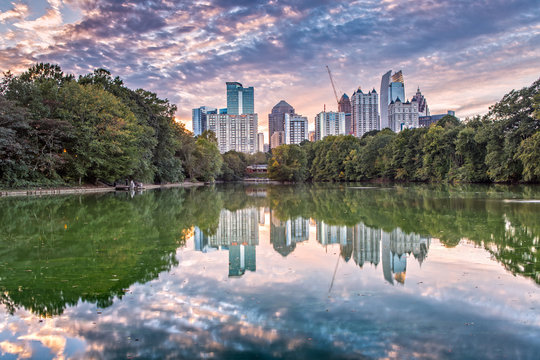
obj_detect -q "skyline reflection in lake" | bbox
[0,184,539,359]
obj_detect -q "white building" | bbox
[314,111,346,141]
[388,98,419,132]
[284,114,309,144]
[350,87,379,138]
[207,113,258,154]
[257,132,264,152]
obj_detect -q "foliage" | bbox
[268,144,308,182]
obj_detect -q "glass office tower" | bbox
[226,82,254,115]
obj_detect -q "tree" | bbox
[191,130,223,182]
[516,132,540,182]
[268,144,308,182]
[58,82,151,183]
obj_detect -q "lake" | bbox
[0,184,539,359]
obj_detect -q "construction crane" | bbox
[325,65,341,106]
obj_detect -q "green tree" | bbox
[268,144,308,182]
[191,130,223,182]
[59,82,152,183]
[516,132,540,182]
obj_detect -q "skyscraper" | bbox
[412,87,430,117]
[315,111,346,141]
[192,106,217,136]
[380,70,392,129]
[226,82,254,115]
[350,87,379,138]
[207,113,258,154]
[257,132,265,152]
[338,94,352,134]
[284,113,309,144]
[268,100,295,148]
[380,70,405,130]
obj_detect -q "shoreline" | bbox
[0,181,205,198]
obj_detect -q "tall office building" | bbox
[412,87,430,117]
[314,111,346,141]
[207,113,258,154]
[380,70,405,130]
[388,98,419,132]
[380,70,392,129]
[257,132,265,152]
[284,113,309,144]
[192,106,217,136]
[350,87,379,138]
[389,71,405,104]
[271,131,285,149]
[226,82,254,115]
[338,94,352,134]
[268,100,295,148]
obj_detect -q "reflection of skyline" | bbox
[195,208,430,283]
[195,208,260,277]
[270,211,310,257]
[316,221,430,285]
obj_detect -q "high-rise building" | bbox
[338,94,352,134]
[271,131,285,149]
[207,113,258,154]
[412,87,430,117]
[388,98,419,132]
[389,71,405,104]
[226,82,254,115]
[284,113,309,145]
[350,87,379,138]
[192,106,217,136]
[268,100,295,148]
[257,133,265,152]
[380,70,405,130]
[314,111,346,141]
[380,70,392,129]
[308,131,316,142]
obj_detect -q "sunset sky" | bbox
[1,0,539,141]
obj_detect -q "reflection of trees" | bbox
[0,187,223,316]
[1,183,538,317]
[263,183,540,284]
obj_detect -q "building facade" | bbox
[380,70,392,129]
[257,132,265,152]
[284,114,309,145]
[207,113,258,154]
[192,106,217,136]
[350,87,379,138]
[388,98,419,132]
[226,82,254,115]
[270,131,285,149]
[268,100,295,148]
[412,87,430,117]
[419,110,456,128]
[338,93,352,134]
[314,111,346,141]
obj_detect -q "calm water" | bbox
[0,184,539,359]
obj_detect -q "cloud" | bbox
[0,0,539,138]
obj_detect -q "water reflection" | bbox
[0,184,539,359]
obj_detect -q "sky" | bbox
[0,0,539,142]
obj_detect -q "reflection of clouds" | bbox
[0,340,33,358]
[1,230,539,358]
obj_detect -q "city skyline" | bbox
[1,1,538,142]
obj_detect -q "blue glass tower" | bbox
[192,106,217,136]
[226,82,254,115]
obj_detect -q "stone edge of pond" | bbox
[0,182,205,198]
